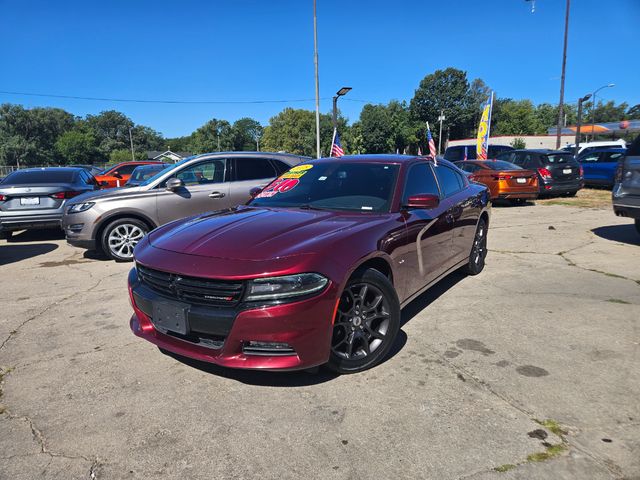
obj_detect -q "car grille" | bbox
[137,265,245,307]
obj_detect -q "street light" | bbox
[574,93,592,159]
[590,83,615,139]
[332,87,352,129]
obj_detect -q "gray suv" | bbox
[612,135,640,235]
[62,152,307,261]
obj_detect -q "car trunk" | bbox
[0,184,78,211]
[541,154,581,182]
[492,170,538,189]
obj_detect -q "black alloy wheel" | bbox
[465,218,488,275]
[327,268,400,374]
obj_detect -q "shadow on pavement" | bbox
[0,243,58,266]
[401,270,466,327]
[6,229,65,243]
[591,224,640,246]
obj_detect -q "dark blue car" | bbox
[578,148,626,187]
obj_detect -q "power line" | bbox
[0,90,327,105]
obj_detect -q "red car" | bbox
[95,161,163,188]
[129,156,491,373]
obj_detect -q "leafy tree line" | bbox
[1,67,636,165]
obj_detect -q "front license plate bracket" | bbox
[152,300,189,335]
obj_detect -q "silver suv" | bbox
[62,152,306,261]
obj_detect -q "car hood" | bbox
[69,185,146,204]
[148,206,389,261]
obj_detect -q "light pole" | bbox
[590,83,615,140]
[332,87,352,129]
[574,93,592,159]
[128,127,135,161]
[555,0,571,149]
[313,0,321,158]
[437,110,446,155]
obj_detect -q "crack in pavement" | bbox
[0,271,123,353]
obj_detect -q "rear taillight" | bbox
[0,194,6,201]
[50,191,82,199]
[579,166,584,177]
[538,168,552,179]
[492,174,513,181]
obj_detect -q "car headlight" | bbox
[67,202,95,214]
[244,273,328,302]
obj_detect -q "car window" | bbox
[542,153,574,165]
[3,170,77,184]
[484,160,523,171]
[495,152,515,163]
[174,159,227,186]
[402,163,440,204]
[271,159,291,175]
[581,153,599,163]
[233,157,277,181]
[458,162,481,173]
[601,152,624,163]
[112,164,138,176]
[434,165,464,197]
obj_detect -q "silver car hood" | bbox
[69,185,147,204]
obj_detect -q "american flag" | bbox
[331,130,344,157]
[426,122,437,158]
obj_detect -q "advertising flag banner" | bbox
[476,92,494,160]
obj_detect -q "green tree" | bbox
[188,118,233,153]
[492,99,541,136]
[0,104,74,166]
[55,129,99,164]
[585,100,629,123]
[261,108,343,157]
[409,68,473,140]
[85,110,135,156]
[231,117,263,151]
[109,149,146,163]
[466,78,492,136]
[627,104,640,118]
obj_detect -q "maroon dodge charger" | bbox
[129,155,491,373]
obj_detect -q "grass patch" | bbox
[535,419,568,437]
[0,366,14,402]
[607,298,631,305]
[526,443,567,462]
[494,464,517,473]
[536,188,611,209]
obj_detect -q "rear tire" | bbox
[326,268,400,374]
[101,218,149,262]
[464,218,488,276]
[566,191,577,197]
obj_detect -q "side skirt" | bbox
[400,258,469,308]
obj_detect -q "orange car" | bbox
[456,160,539,204]
[95,161,164,189]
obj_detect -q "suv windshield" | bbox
[249,162,399,212]
[542,153,575,165]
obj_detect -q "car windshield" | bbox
[128,165,165,183]
[138,157,194,186]
[3,169,76,184]
[484,160,522,171]
[542,154,574,164]
[249,162,399,213]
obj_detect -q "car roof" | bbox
[512,149,569,154]
[580,148,626,153]
[15,167,84,172]
[306,154,458,169]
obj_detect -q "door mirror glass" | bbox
[405,194,440,209]
[165,178,184,191]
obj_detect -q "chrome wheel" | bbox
[471,222,486,267]
[107,223,145,259]
[331,283,390,360]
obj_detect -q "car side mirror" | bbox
[249,186,263,198]
[404,194,440,210]
[165,178,184,191]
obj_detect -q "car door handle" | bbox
[209,192,226,199]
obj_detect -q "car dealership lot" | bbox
[0,203,638,479]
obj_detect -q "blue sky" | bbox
[0,0,638,137]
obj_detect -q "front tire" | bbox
[464,217,488,275]
[101,218,149,262]
[326,268,400,374]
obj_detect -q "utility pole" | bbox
[555,0,571,149]
[313,0,321,158]
[128,127,135,161]
[574,93,592,159]
[437,110,446,155]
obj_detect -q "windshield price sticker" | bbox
[281,164,313,179]
[256,178,300,198]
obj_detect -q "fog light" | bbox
[69,223,84,232]
[243,341,296,356]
